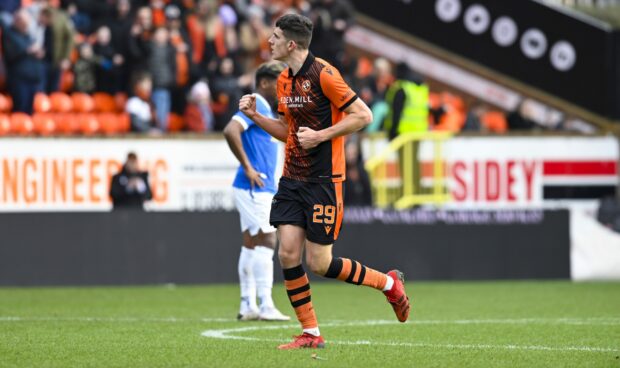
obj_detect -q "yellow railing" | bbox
[364,131,453,209]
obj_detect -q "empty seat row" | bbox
[0,112,130,136]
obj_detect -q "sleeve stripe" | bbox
[232,115,249,130]
[338,95,358,112]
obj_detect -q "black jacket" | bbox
[1,26,44,83]
[109,168,152,210]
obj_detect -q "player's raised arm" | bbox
[239,94,288,142]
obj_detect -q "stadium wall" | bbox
[0,209,569,286]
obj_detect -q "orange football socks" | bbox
[324,257,388,290]
[283,265,318,331]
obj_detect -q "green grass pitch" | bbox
[1,281,619,367]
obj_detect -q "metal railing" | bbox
[364,131,452,209]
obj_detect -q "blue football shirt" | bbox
[231,93,281,193]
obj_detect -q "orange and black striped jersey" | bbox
[277,53,358,183]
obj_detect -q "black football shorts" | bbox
[270,177,344,245]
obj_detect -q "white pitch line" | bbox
[0,316,236,323]
[200,321,620,354]
[2,316,618,353]
[2,316,620,326]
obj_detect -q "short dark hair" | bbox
[127,152,138,161]
[131,72,151,87]
[275,13,313,49]
[40,8,53,18]
[255,61,286,85]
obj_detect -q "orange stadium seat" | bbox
[59,70,74,92]
[428,92,441,110]
[92,93,117,113]
[56,113,80,135]
[0,114,11,135]
[98,113,119,135]
[0,94,12,113]
[168,113,185,132]
[355,57,373,79]
[33,113,58,136]
[481,111,508,133]
[33,93,51,113]
[115,93,128,112]
[117,113,131,132]
[50,92,73,113]
[441,92,466,112]
[72,93,95,113]
[10,112,34,135]
[78,113,100,135]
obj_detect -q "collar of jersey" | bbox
[287,52,315,78]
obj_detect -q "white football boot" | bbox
[237,308,260,321]
[258,306,291,321]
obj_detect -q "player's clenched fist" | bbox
[239,94,257,118]
[297,126,324,150]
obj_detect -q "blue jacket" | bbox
[1,27,43,83]
[0,0,20,14]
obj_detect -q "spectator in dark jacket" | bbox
[165,4,193,115]
[38,5,74,93]
[105,0,133,92]
[93,25,124,93]
[310,0,354,71]
[72,0,115,33]
[73,42,99,93]
[110,152,152,210]
[2,9,44,114]
[344,134,372,206]
[128,6,153,78]
[211,57,246,130]
[147,26,176,131]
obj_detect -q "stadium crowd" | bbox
[0,0,358,133]
[0,0,596,136]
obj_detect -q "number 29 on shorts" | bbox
[312,204,336,224]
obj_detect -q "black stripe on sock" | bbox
[356,265,367,285]
[287,283,310,297]
[345,261,358,284]
[324,257,343,279]
[283,264,305,281]
[291,296,312,308]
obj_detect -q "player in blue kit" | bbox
[223,62,290,321]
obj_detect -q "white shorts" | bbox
[232,187,277,236]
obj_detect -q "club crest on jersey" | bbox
[302,80,311,92]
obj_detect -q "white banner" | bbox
[2,136,617,211]
[364,135,619,209]
[425,136,618,208]
[0,138,240,212]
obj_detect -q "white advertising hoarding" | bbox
[364,135,618,209]
[0,138,240,211]
[1,136,617,211]
[426,136,618,208]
